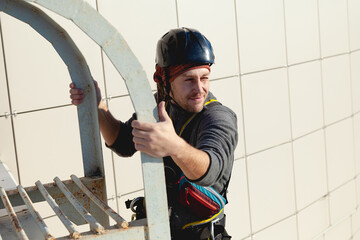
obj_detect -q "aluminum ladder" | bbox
[0,0,171,239]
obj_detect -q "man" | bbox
[70,27,238,240]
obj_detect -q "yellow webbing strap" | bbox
[178,99,218,136]
[182,208,224,230]
[204,99,218,106]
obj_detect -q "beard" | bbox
[171,92,208,113]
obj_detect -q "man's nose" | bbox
[193,78,203,92]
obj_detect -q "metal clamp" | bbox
[4,111,17,118]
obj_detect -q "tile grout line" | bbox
[175,0,180,28]
[5,47,360,116]
[248,177,360,239]
[239,49,360,77]
[251,201,359,239]
[346,1,360,237]
[346,0,359,199]
[0,15,21,185]
[95,0,120,214]
[239,111,359,163]
[281,0,300,239]
[295,176,357,215]
[316,0,332,233]
[311,204,359,239]
[233,0,254,238]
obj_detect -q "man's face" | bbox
[170,67,210,113]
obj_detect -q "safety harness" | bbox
[171,99,231,240]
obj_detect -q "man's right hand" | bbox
[69,80,102,106]
[69,80,120,146]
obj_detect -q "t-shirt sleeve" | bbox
[191,106,238,188]
[106,113,137,157]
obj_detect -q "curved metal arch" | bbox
[0,0,170,239]
[0,0,103,178]
[25,0,159,122]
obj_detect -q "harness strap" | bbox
[176,99,218,137]
[182,208,224,230]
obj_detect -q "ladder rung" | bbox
[17,185,55,240]
[71,174,128,229]
[0,187,29,240]
[0,176,142,239]
[35,180,80,239]
[54,177,105,234]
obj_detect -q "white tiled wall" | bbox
[251,216,298,240]
[293,130,327,210]
[329,180,357,224]
[13,106,83,186]
[283,0,320,65]
[242,68,291,154]
[288,61,323,138]
[0,33,8,116]
[348,0,360,51]
[355,114,360,175]
[0,12,71,113]
[297,198,329,240]
[325,119,355,191]
[236,0,286,74]
[0,0,359,239]
[0,117,18,182]
[210,77,245,158]
[178,0,239,79]
[247,144,295,233]
[351,51,360,113]
[321,55,352,125]
[318,0,349,57]
[324,219,352,240]
[226,158,251,239]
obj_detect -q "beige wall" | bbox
[0,0,359,239]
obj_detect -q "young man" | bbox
[70,28,238,240]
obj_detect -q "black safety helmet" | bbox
[155,27,215,68]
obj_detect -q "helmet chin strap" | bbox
[164,79,182,108]
[166,89,181,109]
[163,68,183,109]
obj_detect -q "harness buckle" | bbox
[209,217,221,240]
